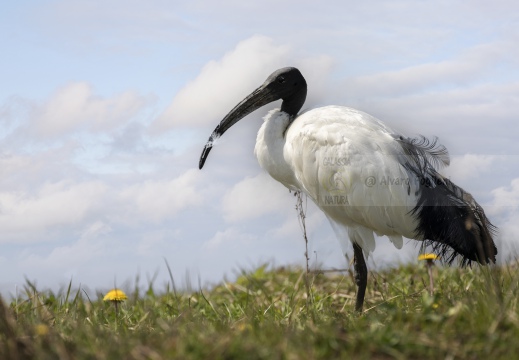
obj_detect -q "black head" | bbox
[199,67,307,169]
[262,67,307,116]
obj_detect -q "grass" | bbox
[1,262,519,359]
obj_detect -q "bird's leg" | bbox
[353,242,367,313]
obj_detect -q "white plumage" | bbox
[254,106,419,256]
[199,67,497,312]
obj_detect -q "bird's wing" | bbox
[281,105,496,264]
[284,106,421,252]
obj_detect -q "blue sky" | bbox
[1,0,518,296]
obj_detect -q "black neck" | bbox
[281,86,307,118]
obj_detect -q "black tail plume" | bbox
[398,135,498,266]
[412,173,497,266]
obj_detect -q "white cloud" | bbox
[136,228,181,256]
[33,0,192,49]
[203,227,257,250]
[349,80,519,151]
[20,221,111,270]
[153,35,335,132]
[0,181,107,243]
[222,173,292,222]
[0,153,34,181]
[266,203,326,241]
[486,179,519,261]
[0,169,204,243]
[343,41,509,99]
[490,178,519,213]
[154,36,291,130]
[444,154,496,182]
[492,218,519,260]
[118,169,203,223]
[30,82,152,138]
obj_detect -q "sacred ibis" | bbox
[199,67,497,312]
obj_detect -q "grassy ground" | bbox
[1,262,518,359]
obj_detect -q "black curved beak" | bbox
[198,83,279,169]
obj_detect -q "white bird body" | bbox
[255,105,419,254]
[199,67,497,312]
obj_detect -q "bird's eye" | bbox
[278,76,285,84]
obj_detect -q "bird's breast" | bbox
[254,109,298,190]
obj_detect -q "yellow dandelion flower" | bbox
[418,253,439,261]
[104,289,127,315]
[418,254,438,296]
[103,289,127,302]
[34,323,49,336]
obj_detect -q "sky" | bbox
[1,0,518,297]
